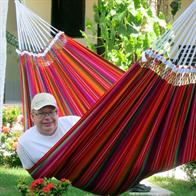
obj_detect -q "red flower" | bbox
[42,183,55,193]
[60,178,70,183]
[12,141,18,151]
[30,178,44,190]
[2,126,10,134]
[46,183,55,189]
[42,186,51,193]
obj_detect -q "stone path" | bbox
[128,166,188,195]
[128,180,173,196]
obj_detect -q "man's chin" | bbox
[42,127,56,135]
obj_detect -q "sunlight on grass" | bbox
[0,166,95,196]
[0,166,129,196]
[0,166,29,176]
[0,166,32,196]
[149,176,196,196]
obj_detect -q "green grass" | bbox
[0,166,32,196]
[0,166,130,196]
[0,166,195,196]
[0,166,30,196]
[149,176,196,196]
[0,166,94,196]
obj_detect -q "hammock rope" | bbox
[15,0,196,195]
[152,0,196,67]
[15,0,58,53]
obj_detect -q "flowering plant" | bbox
[2,106,21,127]
[0,125,22,166]
[0,107,24,167]
[17,177,71,196]
[0,108,24,167]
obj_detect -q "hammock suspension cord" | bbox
[15,0,58,53]
[151,0,196,67]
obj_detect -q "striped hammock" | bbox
[19,32,124,128]
[15,0,195,195]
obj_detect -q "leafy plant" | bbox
[182,161,196,186]
[82,0,168,70]
[17,178,71,196]
[2,106,21,127]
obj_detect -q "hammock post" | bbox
[0,0,9,128]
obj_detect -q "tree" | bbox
[82,0,168,70]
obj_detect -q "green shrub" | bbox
[2,106,21,127]
[82,0,169,70]
[182,161,196,186]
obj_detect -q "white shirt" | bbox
[17,116,80,169]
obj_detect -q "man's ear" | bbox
[30,112,35,123]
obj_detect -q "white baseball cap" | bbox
[31,93,57,111]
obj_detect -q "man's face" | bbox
[31,105,58,135]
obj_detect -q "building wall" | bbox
[24,0,52,22]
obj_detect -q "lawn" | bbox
[0,166,31,196]
[0,166,94,196]
[0,166,130,196]
[0,166,195,196]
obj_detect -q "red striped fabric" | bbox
[19,34,196,195]
[20,33,124,128]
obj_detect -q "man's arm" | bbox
[17,142,35,169]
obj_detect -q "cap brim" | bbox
[32,103,57,110]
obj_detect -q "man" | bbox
[17,92,151,193]
[17,92,80,169]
